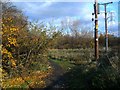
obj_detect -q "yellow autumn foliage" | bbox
[2,48,13,59]
[1,2,52,88]
[2,5,20,72]
[8,37,18,46]
[10,59,16,67]
[2,70,52,88]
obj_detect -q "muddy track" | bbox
[44,60,66,89]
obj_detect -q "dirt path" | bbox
[44,60,66,89]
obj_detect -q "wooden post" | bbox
[94,0,99,60]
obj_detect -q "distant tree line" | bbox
[49,33,120,50]
[99,33,120,50]
[48,18,120,50]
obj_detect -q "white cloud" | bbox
[17,2,55,18]
[108,21,118,35]
[108,21,117,26]
[12,1,118,36]
[41,2,52,8]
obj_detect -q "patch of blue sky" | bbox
[12,1,119,36]
[10,0,120,3]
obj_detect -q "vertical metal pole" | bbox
[94,0,99,60]
[104,5,108,53]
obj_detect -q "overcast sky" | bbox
[11,0,119,36]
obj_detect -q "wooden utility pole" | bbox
[104,4,108,53]
[99,2,113,53]
[94,0,99,60]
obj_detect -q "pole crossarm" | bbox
[99,2,113,6]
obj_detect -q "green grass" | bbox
[50,58,96,89]
[50,58,75,71]
[48,49,120,88]
[48,49,94,65]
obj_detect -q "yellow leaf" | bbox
[11,59,16,67]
